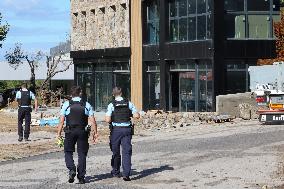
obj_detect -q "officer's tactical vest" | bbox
[19,90,31,106]
[66,100,88,127]
[111,99,132,123]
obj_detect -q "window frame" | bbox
[168,0,212,43]
[225,0,280,40]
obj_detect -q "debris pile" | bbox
[133,111,235,130]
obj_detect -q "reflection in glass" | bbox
[179,18,188,41]
[197,16,206,40]
[226,69,247,94]
[169,1,177,17]
[148,73,160,109]
[179,0,187,16]
[188,17,196,40]
[146,0,159,44]
[188,0,196,14]
[170,19,179,42]
[95,72,113,111]
[273,14,281,38]
[168,0,211,42]
[147,21,159,44]
[197,0,206,13]
[248,15,270,38]
[225,14,245,38]
[207,14,212,39]
[114,73,130,99]
[180,72,195,112]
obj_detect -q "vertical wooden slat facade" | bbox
[130,0,143,110]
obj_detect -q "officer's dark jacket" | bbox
[19,90,32,106]
[66,100,88,127]
[111,99,132,123]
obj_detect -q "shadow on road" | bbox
[131,165,174,180]
[85,165,174,183]
[85,173,113,183]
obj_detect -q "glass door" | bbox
[77,73,95,106]
[94,72,113,111]
[179,72,196,112]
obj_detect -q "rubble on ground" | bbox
[133,111,237,130]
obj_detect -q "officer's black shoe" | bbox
[18,137,23,142]
[68,170,76,183]
[78,178,85,184]
[123,176,131,181]
[24,138,31,142]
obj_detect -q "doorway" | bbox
[171,72,196,112]
[169,60,213,112]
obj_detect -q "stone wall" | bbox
[71,0,130,51]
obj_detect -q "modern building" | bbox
[70,0,280,112]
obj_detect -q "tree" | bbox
[5,43,42,93]
[40,53,73,91]
[257,8,284,65]
[0,13,9,48]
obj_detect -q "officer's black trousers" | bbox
[64,128,89,179]
[110,127,132,177]
[18,107,32,139]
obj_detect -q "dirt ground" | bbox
[0,112,112,162]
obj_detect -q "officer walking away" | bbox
[57,86,98,184]
[105,87,140,181]
[16,82,38,142]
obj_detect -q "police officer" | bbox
[105,87,140,181]
[57,86,98,184]
[16,82,38,142]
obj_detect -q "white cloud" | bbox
[2,0,40,11]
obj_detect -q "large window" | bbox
[76,62,130,111]
[169,0,212,42]
[225,59,257,94]
[146,0,159,44]
[225,0,280,39]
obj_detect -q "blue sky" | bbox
[0,0,70,60]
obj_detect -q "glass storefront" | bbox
[169,59,212,112]
[225,0,280,39]
[76,61,130,111]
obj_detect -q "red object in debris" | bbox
[256,96,266,103]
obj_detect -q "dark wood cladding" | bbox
[143,45,159,61]
[224,40,276,59]
[143,41,213,61]
[164,41,213,60]
[70,47,131,59]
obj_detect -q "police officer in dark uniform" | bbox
[16,82,38,142]
[105,87,140,181]
[57,86,98,184]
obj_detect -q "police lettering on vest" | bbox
[111,99,132,123]
[66,100,88,128]
[19,90,31,107]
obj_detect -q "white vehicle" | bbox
[249,62,284,123]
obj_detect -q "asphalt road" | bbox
[1,123,284,189]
